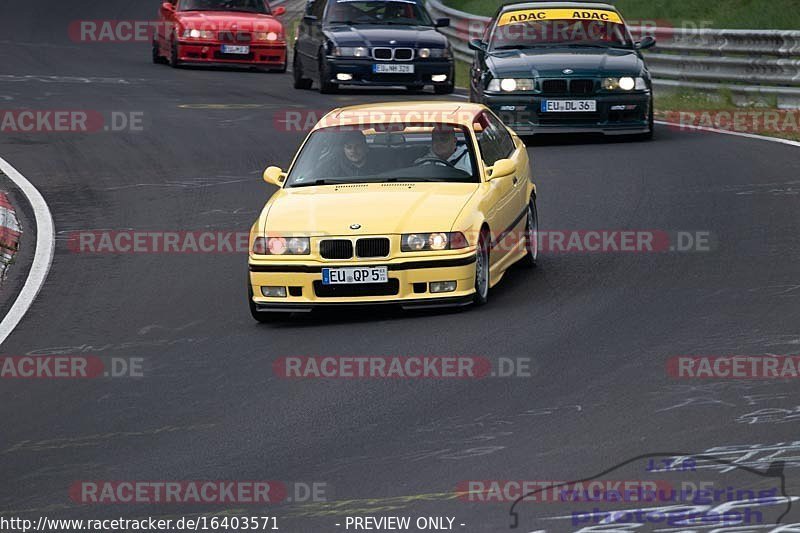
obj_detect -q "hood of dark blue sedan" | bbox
[487,46,645,78]
[324,24,449,48]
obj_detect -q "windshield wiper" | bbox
[289,179,352,188]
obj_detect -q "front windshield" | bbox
[324,0,433,26]
[489,8,633,50]
[178,0,270,13]
[285,124,479,187]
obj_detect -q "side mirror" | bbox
[435,18,450,28]
[635,36,656,50]
[160,1,175,14]
[263,166,287,187]
[272,6,286,16]
[469,38,487,52]
[303,14,318,24]
[488,158,516,180]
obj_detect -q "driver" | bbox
[414,126,470,173]
[329,129,378,177]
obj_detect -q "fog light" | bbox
[337,73,353,81]
[261,286,287,297]
[429,281,457,293]
[432,74,448,82]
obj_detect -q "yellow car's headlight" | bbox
[252,236,310,255]
[402,232,468,252]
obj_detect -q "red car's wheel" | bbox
[169,38,181,68]
[152,40,166,64]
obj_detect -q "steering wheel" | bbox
[415,156,454,168]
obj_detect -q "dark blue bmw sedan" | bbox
[293,0,455,94]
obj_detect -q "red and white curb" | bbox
[0,157,54,345]
[0,191,21,278]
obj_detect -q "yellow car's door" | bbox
[476,112,527,262]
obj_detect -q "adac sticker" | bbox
[498,9,623,26]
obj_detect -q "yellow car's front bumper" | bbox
[248,252,477,312]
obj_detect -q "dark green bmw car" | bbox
[468,2,656,138]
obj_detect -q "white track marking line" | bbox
[0,157,55,345]
[654,120,800,148]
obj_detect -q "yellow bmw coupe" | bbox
[248,102,538,321]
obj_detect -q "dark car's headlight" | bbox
[402,232,468,252]
[418,47,451,59]
[487,78,535,92]
[252,237,310,255]
[333,46,369,58]
[602,77,647,91]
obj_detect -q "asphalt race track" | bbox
[1,1,800,532]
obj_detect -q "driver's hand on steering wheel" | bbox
[415,156,454,168]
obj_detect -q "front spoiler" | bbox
[253,294,474,313]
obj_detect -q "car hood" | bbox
[324,25,448,48]
[263,183,478,235]
[487,46,644,78]
[175,11,282,31]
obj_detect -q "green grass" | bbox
[443,0,800,29]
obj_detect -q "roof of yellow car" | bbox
[313,102,487,130]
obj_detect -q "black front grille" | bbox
[541,78,597,95]
[314,279,400,298]
[570,79,595,94]
[394,48,413,60]
[373,48,392,60]
[541,79,568,94]
[356,238,390,258]
[320,240,353,259]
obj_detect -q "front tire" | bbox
[318,57,338,94]
[520,197,539,267]
[169,38,181,68]
[637,98,655,141]
[473,229,490,306]
[152,39,165,64]
[293,53,313,89]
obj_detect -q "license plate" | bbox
[322,267,388,285]
[221,45,250,54]
[541,100,597,112]
[373,64,414,74]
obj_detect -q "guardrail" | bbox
[425,0,800,105]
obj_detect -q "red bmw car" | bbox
[153,0,287,71]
